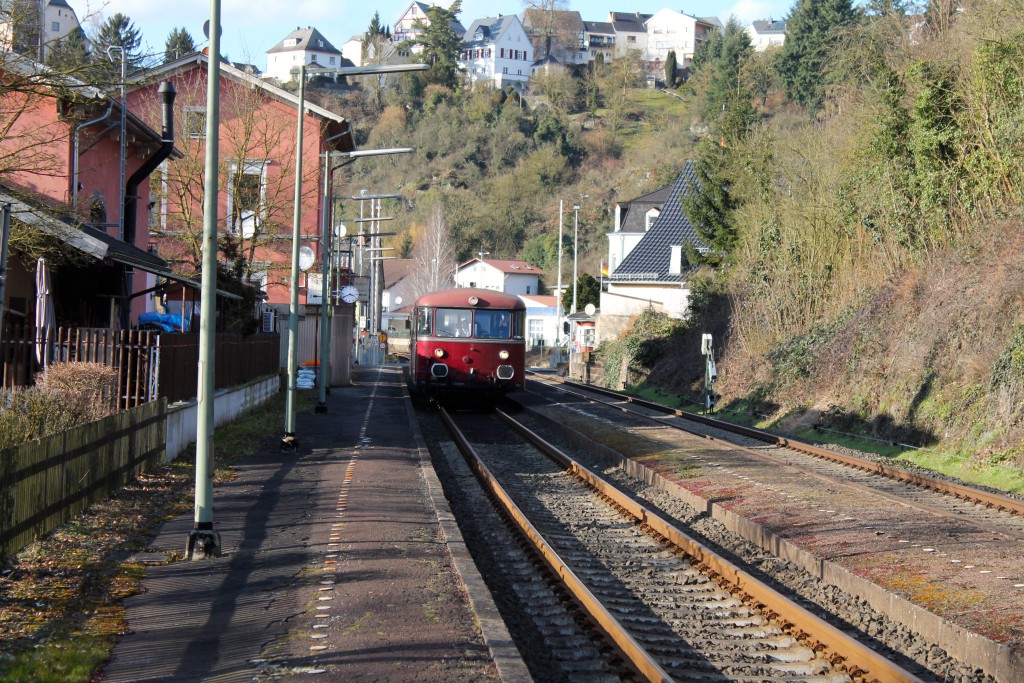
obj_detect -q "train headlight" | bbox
[498,350,510,360]
[433,348,445,359]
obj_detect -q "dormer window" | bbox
[669,245,683,275]
[645,208,660,231]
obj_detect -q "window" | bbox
[51,21,59,31]
[500,48,505,58]
[503,67,508,74]
[416,307,432,334]
[528,319,544,344]
[627,35,637,43]
[184,106,206,139]
[474,310,512,339]
[227,160,268,238]
[329,56,335,64]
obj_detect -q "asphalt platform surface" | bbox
[102,365,528,682]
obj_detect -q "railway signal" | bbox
[702,333,718,414]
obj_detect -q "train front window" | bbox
[435,308,472,337]
[474,310,512,339]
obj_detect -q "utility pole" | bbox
[187,0,222,560]
[281,65,305,451]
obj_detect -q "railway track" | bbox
[439,405,925,682]
[525,373,1024,541]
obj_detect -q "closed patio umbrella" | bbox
[35,257,55,367]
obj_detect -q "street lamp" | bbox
[572,204,580,314]
[571,195,588,315]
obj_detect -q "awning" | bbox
[0,186,241,300]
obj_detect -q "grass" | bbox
[0,388,316,683]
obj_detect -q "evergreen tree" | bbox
[561,273,600,314]
[664,50,678,87]
[411,1,464,89]
[688,17,754,126]
[92,13,146,83]
[367,11,386,38]
[164,27,196,63]
[775,0,857,112]
[682,144,739,267]
[46,27,91,71]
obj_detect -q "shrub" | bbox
[0,363,118,449]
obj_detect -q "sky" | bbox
[69,0,796,69]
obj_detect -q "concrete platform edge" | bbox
[401,381,533,683]
[522,403,1023,683]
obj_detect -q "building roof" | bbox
[584,21,615,35]
[615,182,675,234]
[267,27,341,55]
[383,258,416,288]
[462,15,518,47]
[609,11,652,30]
[520,294,558,308]
[610,161,706,283]
[459,258,545,276]
[522,8,585,34]
[46,0,73,8]
[750,18,787,34]
[137,52,354,148]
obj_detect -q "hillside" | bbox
[315,1,1024,486]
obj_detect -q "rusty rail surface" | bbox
[441,404,922,682]
[536,374,1024,517]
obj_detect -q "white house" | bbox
[606,181,675,276]
[459,15,533,90]
[600,162,706,340]
[582,20,616,63]
[265,27,344,84]
[454,258,543,296]
[644,9,719,68]
[0,0,82,60]
[609,11,650,58]
[520,294,560,348]
[747,18,786,51]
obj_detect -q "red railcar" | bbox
[408,288,526,401]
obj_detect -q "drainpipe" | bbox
[118,81,176,330]
[123,81,177,246]
[72,105,113,210]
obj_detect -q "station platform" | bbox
[102,365,528,682]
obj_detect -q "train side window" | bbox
[512,311,525,339]
[416,307,432,335]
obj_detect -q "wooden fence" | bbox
[0,399,166,561]
[157,333,281,403]
[1,326,158,410]
[1,327,281,406]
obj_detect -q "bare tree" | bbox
[408,202,457,299]
[140,67,316,292]
[522,0,571,59]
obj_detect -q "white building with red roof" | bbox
[454,258,544,296]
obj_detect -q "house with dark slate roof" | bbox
[747,18,786,51]
[265,27,345,84]
[600,161,706,329]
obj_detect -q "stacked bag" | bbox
[296,366,316,389]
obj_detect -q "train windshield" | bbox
[434,308,473,337]
[474,310,513,339]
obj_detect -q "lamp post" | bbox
[556,199,563,341]
[187,0,222,559]
[572,204,580,315]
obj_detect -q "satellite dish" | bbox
[298,246,315,272]
[202,20,223,40]
[584,303,596,316]
[334,222,347,239]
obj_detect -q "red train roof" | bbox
[414,287,526,310]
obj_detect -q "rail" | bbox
[541,374,1024,517]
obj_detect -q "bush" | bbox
[0,363,118,449]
